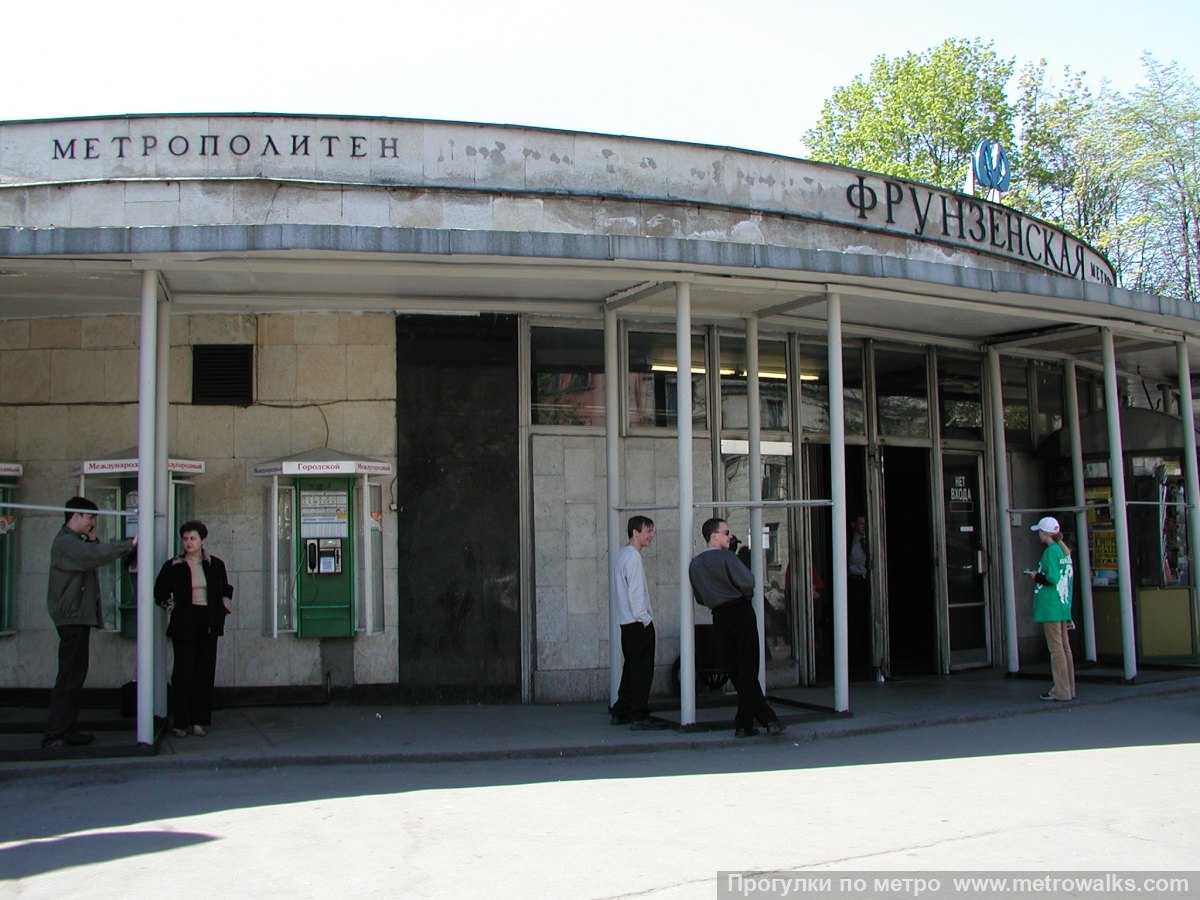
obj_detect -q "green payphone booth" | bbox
[255,449,390,639]
[294,478,354,637]
[74,451,203,637]
[0,462,23,634]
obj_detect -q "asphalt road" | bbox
[2,691,1198,899]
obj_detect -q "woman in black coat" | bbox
[154,520,232,737]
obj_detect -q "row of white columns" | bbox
[606,284,851,724]
[991,329,1200,682]
[608,286,1200,723]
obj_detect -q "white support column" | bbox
[604,307,623,706]
[136,270,159,746]
[827,294,849,712]
[987,347,1019,672]
[270,475,280,639]
[154,288,170,717]
[676,283,696,726]
[360,473,371,632]
[1064,361,1097,661]
[745,317,765,689]
[1177,342,1200,649]
[1101,328,1137,681]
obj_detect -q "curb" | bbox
[5,678,1196,782]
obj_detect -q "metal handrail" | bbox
[0,501,137,517]
[615,498,833,513]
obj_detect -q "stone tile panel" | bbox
[0,349,48,403]
[30,318,80,349]
[345,344,395,399]
[295,345,347,401]
[81,316,137,349]
[255,344,297,401]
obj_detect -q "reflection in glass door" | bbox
[943,453,991,668]
[722,450,793,661]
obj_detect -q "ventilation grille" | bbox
[192,345,253,406]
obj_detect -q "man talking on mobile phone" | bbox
[42,497,136,750]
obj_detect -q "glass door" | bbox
[0,482,14,634]
[942,452,991,668]
[721,450,794,661]
[88,484,122,632]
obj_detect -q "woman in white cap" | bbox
[1027,516,1075,702]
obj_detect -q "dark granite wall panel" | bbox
[395,314,521,701]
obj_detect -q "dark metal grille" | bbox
[192,344,253,406]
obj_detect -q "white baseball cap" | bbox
[1031,516,1061,534]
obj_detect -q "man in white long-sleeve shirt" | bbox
[609,515,667,730]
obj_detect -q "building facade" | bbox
[1,114,1197,716]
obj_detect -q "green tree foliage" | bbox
[1010,63,1136,282]
[1011,64,1117,239]
[805,43,1200,303]
[804,38,1015,187]
[1113,56,1200,302]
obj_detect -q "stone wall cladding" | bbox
[0,310,398,690]
[531,432,713,703]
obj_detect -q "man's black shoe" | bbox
[630,719,668,731]
[64,732,95,746]
[610,714,633,725]
[734,727,759,738]
[764,721,787,736]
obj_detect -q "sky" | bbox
[3,0,1198,160]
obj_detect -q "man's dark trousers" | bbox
[711,598,778,731]
[614,621,656,721]
[44,624,91,742]
[848,576,871,672]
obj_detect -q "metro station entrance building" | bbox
[2,114,1198,725]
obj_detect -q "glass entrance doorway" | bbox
[942,452,991,668]
[802,444,869,683]
[881,447,937,675]
[721,447,795,663]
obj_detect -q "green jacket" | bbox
[46,525,135,628]
[1032,541,1073,623]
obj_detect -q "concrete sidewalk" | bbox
[3,666,1198,779]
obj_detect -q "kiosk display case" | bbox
[0,462,22,634]
[1050,440,1198,663]
[73,450,202,637]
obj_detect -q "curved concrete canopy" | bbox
[0,114,1196,383]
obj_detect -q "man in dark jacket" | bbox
[688,517,785,738]
[43,496,136,749]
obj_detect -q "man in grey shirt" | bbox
[43,497,136,749]
[689,517,785,738]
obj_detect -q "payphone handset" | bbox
[305,538,343,575]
